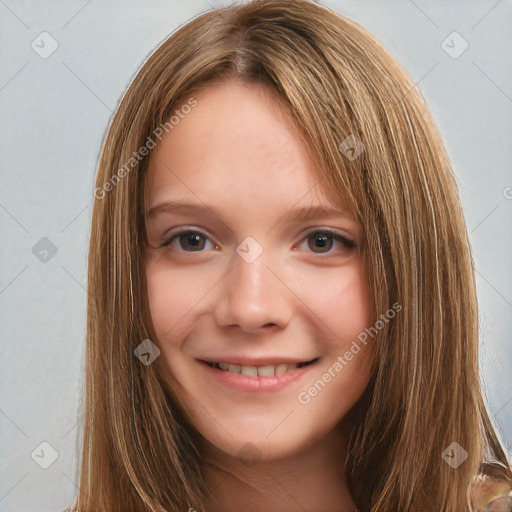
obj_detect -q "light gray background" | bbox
[1,1,511,510]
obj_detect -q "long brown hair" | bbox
[67,1,511,510]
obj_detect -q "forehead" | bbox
[146,81,338,211]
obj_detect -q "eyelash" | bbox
[159,227,357,255]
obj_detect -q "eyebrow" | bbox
[146,200,355,223]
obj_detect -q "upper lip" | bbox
[197,356,319,366]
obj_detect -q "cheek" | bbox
[292,261,373,395]
[145,257,213,341]
[294,265,374,419]
[291,260,371,344]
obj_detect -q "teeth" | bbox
[275,363,288,375]
[241,366,258,377]
[228,363,241,374]
[257,365,275,377]
[211,361,306,377]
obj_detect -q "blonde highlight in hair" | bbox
[68,1,511,510]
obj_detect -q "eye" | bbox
[299,228,357,255]
[160,227,216,252]
[159,227,357,255]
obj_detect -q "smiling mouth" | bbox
[199,358,319,378]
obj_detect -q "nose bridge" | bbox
[215,235,290,331]
[234,242,267,295]
[232,236,273,307]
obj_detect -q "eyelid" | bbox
[159,225,218,248]
[301,226,355,242]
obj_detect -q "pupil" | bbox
[181,233,204,250]
[309,233,332,253]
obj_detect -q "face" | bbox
[144,80,372,463]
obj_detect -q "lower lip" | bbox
[197,360,318,392]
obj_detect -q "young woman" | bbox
[67,1,511,510]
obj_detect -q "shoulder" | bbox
[470,473,511,511]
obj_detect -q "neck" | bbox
[201,424,357,512]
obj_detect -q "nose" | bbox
[214,245,293,334]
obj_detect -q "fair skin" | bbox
[144,80,372,512]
